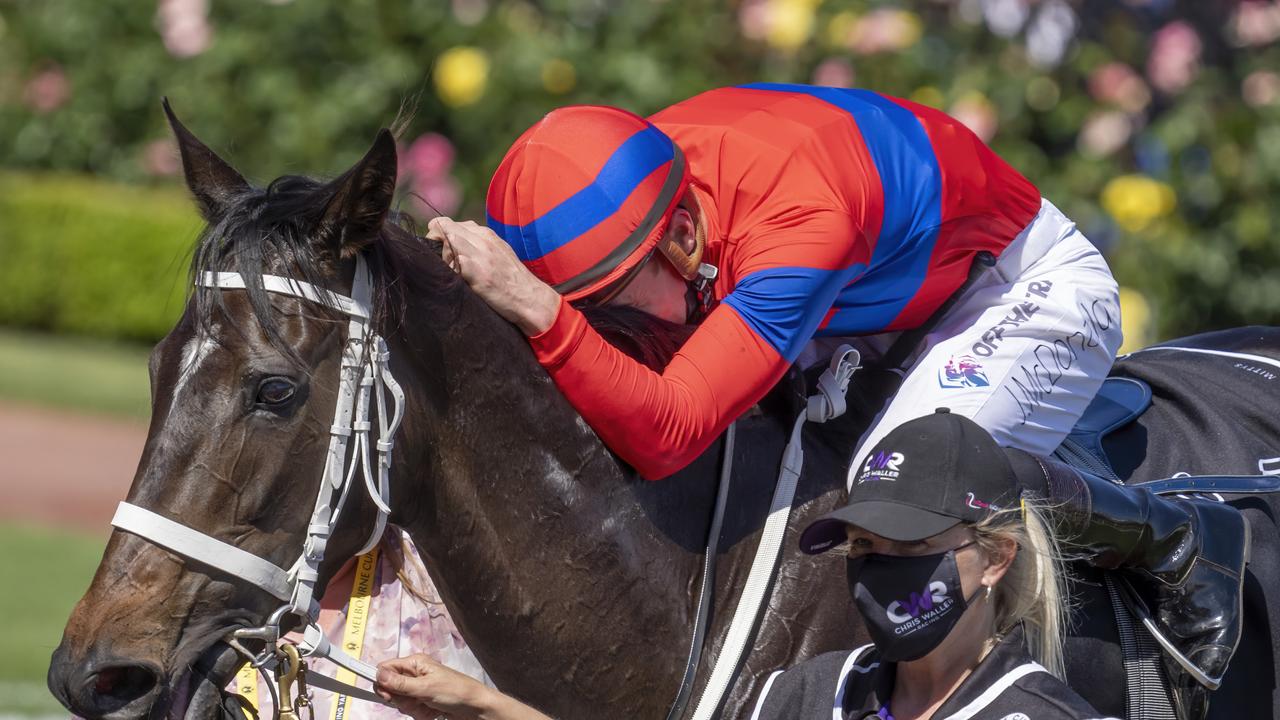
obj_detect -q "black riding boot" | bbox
[1011,453,1249,720]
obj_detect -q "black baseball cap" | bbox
[799,408,1020,553]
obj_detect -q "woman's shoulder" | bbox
[992,669,1121,720]
[751,645,877,720]
[940,628,1118,720]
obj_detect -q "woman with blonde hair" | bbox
[753,408,1117,720]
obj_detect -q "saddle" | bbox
[1054,376,1151,481]
[1054,375,1279,496]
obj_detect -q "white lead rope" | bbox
[689,346,860,720]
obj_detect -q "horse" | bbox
[46,114,1279,720]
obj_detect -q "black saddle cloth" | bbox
[1087,326,1280,483]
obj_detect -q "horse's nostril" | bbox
[94,667,122,695]
[88,664,159,706]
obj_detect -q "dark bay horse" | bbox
[46,113,860,720]
[48,116,1280,719]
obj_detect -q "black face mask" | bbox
[846,542,983,662]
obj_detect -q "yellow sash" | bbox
[234,661,260,717]
[329,548,380,720]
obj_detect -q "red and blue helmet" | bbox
[486,105,689,301]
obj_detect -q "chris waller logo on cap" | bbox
[857,450,904,484]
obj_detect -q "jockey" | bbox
[427,84,1246,711]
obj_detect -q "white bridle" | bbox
[110,254,403,702]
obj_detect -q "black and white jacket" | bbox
[751,627,1118,720]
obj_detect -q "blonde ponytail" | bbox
[973,500,1070,678]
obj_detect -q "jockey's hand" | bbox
[427,217,561,336]
[375,655,553,720]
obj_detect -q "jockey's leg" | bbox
[847,199,1123,479]
[1010,453,1247,720]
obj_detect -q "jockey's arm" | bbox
[532,210,865,479]
[532,299,791,478]
[433,211,864,480]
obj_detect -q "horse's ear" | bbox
[162,98,250,222]
[315,129,397,258]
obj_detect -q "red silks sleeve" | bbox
[528,211,865,480]
[528,299,789,480]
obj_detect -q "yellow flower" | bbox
[1118,287,1152,354]
[1101,175,1177,232]
[826,10,858,48]
[541,58,576,95]
[434,46,490,108]
[766,0,821,51]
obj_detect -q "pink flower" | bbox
[949,93,998,143]
[400,133,456,183]
[1078,111,1132,158]
[1087,62,1151,113]
[1243,71,1280,107]
[399,133,461,217]
[141,138,181,176]
[1230,2,1280,48]
[811,58,854,88]
[738,0,770,40]
[1147,21,1201,94]
[23,64,70,114]
[156,0,213,59]
[409,175,462,218]
[847,9,922,55]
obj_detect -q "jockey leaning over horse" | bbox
[427,84,1247,711]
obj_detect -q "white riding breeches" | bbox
[802,199,1124,491]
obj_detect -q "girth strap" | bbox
[1137,474,1280,496]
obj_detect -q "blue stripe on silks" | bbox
[741,84,943,332]
[486,126,676,262]
[723,264,865,362]
[817,300,907,337]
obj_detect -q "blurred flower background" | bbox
[3,0,1280,348]
[2,3,1279,714]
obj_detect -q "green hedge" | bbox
[0,173,199,342]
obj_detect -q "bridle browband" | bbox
[110,254,403,705]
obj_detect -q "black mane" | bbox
[189,173,692,370]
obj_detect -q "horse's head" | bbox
[48,103,405,720]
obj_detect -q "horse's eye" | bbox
[256,378,297,406]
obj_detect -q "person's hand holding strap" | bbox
[375,655,553,720]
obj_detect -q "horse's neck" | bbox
[385,280,697,704]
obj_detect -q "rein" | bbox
[109,254,403,709]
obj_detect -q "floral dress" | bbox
[229,526,490,719]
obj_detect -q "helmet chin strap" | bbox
[662,190,719,323]
[684,261,719,323]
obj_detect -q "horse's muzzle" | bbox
[48,640,163,720]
